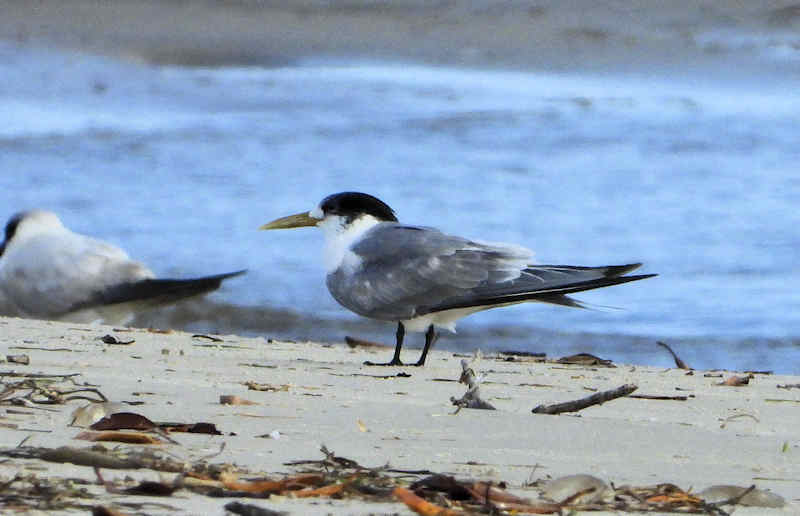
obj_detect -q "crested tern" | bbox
[261,192,656,366]
[0,210,245,324]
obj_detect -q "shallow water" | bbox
[1,43,798,373]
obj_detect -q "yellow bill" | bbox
[259,211,318,230]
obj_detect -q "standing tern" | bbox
[261,192,656,366]
[0,210,245,324]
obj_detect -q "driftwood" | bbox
[450,359,496,411]
[656,341,691,369]
[532,384,638,415]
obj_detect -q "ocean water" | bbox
[1,43,798,373]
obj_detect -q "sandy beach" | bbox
[0,316,797,514]
[2,1,799,513]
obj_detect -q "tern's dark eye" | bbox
[320,192,398,222]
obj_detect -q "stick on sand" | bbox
[532,384,638,415]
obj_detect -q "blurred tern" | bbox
[261,192,656,366]
[0,210,245,324]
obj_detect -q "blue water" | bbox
[1,43,798,373]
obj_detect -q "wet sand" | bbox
[0,316,797,514]
[2,0,799,75]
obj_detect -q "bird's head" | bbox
[0,210,64,258]
[260,192,397,234]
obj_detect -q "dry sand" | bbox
[0,315,798,514]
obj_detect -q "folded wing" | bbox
[326,223,654,321]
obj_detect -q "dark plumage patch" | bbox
[0,212,26,257]
[320,192,398,223]
[69,270,247,313]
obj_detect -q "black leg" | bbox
[364,322,405,366]
[413,324,438,366]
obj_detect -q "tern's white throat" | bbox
[318,213,382,273]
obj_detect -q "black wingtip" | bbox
[198,269,248,282]
[606,263,643,276]
[429,270,657,313]
[77,269,247,312]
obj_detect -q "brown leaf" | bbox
[718,374,754,386]
[159,422,223,435]
[91,412,156,431]
[393,487,462,516]
[222,473,324,494]
[557,353,615,367]
[189,422,222,434]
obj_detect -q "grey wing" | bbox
[0,233,153,317]
[465,263,642,299]
[325,223,532,320]
[429,263,652,312]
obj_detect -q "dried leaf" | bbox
[223,473,324,494]
[393,487,462,516]
[410,475,473,500]
[75,431,163,444]
[557,353,615,367]
[718,375,753,386]
[92,506,131,516]
[159,422,223,435]
[91,412,156,431]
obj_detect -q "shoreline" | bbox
[0,316,797,514]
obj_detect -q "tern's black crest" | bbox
[320,192,398,223]
[0,212,25,257]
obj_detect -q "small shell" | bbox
[70,401,127,428]
[699,485,785,508]
[542,474,609,504]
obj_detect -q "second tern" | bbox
[0,210,245,325]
